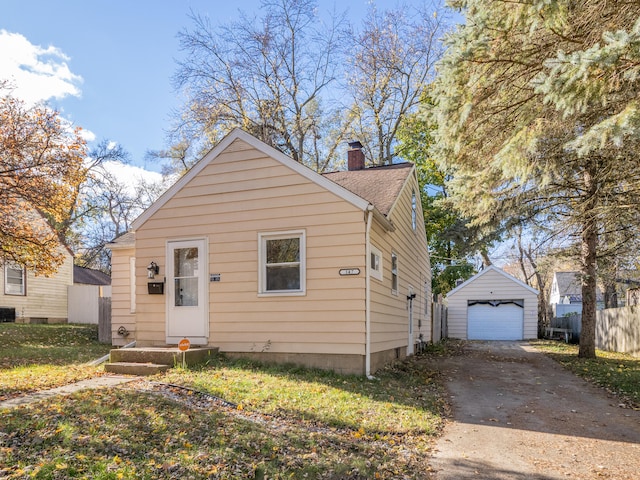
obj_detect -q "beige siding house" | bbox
[0,247,73,324]
[446,265,538,340]
[108,129,431,375]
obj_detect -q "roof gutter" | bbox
[371,207,395,233]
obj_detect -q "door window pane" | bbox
[174,247,198,306]
[174,277,198,306]
[174,247,198,277]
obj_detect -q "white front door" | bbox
[166,239,208,345]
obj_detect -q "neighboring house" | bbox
[67,265,112,325]
[0,248,73,324]
[108,129,431,375]
[446,265,539,340]
[549,271,604,317]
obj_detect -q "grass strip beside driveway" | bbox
[531,340,640,409]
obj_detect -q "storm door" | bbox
[166,239,208,344]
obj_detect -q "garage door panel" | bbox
[468,302,523,340]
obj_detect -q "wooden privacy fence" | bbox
[596,306,640,357]
[550,313,582,340]
[98,297,112,344]
[432,301,448,342]
[551,308,640,356]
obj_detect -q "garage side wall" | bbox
[446,268,538,340]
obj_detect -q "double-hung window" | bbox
[391,252,398,295]
[259,230,305,295]
[4,263,26,296]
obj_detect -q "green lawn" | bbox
[0,324,448,479]
[531,340,640,409]
[0,323,111,401]
[4,325,637,479]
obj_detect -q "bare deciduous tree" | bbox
[172,0,349,172]
[347,2,447,165]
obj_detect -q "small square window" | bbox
[259,230,305,295]
[4,263,26,296]
[370,244,383,281]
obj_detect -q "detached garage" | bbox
[446,266,539,340]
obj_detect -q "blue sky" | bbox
[1,0,450,174]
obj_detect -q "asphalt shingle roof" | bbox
[74,265,111,285]
[322,163,413,216]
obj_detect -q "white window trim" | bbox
[411,190,417,231]
[4,263,26,296]
[258,229,306,296]
[370,244,383,281]
[391,252,398,295]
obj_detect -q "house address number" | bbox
[339,268,361,276]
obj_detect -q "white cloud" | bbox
[101,160,164,195]
[0,29,83,104]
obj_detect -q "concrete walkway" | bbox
[0,375,137,409]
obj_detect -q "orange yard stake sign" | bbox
[178,338,190,368]
[178,338,191,352]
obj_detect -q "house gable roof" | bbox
[552,271,605,302]
[131,129,407,232]
[553,271,582,296]
[131,129,375,231]
[447,265,539,297]
[106,231,135,249]
[322,163,414,216]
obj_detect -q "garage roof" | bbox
[447,265,539,297]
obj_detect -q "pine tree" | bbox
[432,0,640,358]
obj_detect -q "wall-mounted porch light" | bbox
[147,261,159,279]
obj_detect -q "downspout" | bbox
[365,205,374,378]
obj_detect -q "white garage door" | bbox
[467,300,524,340]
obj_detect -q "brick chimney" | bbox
[347,141,365,171]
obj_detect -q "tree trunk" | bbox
[579,163,598,358]
[535,274,548,337]
[604,282,618,309]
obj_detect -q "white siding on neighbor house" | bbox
[133,139,368,355]
[446,267,538,340]
[369,174,431,354]
[0,249,73,321]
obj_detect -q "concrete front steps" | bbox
[104,347,219,376]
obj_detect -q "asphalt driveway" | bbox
[428,341,640,480]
